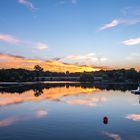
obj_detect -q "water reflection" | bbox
[126,114,140,121]
[66,97,107,107]
[0,85,101,107]
[0,83,138,108]
[0,83,137,94]
[103,131,121,140]
[0,83,139,140]
[0,110,48,127]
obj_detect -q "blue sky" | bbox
[0,0,140,71]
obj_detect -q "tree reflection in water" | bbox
[0,83,138,97]
[33,88,43,97]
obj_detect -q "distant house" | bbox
[37,76,80,81]
[94,76,103,82]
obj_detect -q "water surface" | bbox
[0,83,139,140]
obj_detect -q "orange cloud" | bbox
[0,53,104,72]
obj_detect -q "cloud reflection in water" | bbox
[0,109,48,127]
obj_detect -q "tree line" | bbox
[0,65,140,83]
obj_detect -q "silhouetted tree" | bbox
[66,71,70,77]
[34,65,44,80]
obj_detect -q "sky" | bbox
[0,0,140,72]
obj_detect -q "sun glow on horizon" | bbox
[0,53,103,72]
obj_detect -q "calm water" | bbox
[0,83,140,140]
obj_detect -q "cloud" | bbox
[66,53,107,64]
[36,42,48,50]
[0,53,25,63]
[0,53,108,72]
[100,18,140,31]
[0,53,43,63]
[99,6,140,31]
[103,132,121,140]
[126,114,140,121]
[17,0,35,10]
[0,33,49,50]
[99,19,119,30]
[122,37,140,45]
[0,34,20,44]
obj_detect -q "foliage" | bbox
[0,67,140,83]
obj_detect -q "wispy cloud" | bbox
[100,6,140,31]
[0,53,43,64]
[36,42,48,50]
[100,19,119,30]
[0,34,20,44]
[103,132,121,140]
[0,33,48,50]
[126,114,140,121]
[66,53,107,65]
[100,18,140,31]
[122,37,140,45]
[67,53,107,61]
[17,0,36,10]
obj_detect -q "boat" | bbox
[131,90,140,94]
[131,82,140,94]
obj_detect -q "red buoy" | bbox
[103,116,108,124]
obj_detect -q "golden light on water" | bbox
[0,86,101,107]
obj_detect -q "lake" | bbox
[0,83,139,140]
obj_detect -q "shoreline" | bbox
[0,81,138,87]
